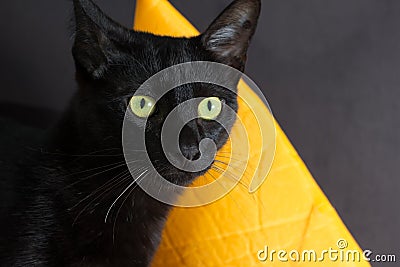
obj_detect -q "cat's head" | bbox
[71,0,261,185]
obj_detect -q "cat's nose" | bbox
[180,145,201,161]
[178,120,202,161]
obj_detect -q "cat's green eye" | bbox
[130,96,156,118]
[198,97,223,120]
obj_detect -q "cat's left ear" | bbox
[201,0,261,71]
[72,0,132,79]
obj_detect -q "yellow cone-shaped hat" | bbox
[134,1,370,266]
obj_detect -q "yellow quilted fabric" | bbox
[133,1,370,266]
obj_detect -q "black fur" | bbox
[0,0,260,266]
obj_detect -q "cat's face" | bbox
[72,0,260,185]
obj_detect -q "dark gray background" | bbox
[0,0,398,265]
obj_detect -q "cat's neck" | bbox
[36,107,173,264]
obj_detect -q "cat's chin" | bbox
[158,166,212,187]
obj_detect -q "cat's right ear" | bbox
[72,0,130,79]
[201,0,261,71]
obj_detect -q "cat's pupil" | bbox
[140,98,146,109]
[207,101,212,111]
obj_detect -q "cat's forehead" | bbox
[132,35,205,69]
[109,35,239,102]
[111,35,209,87]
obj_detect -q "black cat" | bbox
[0,0,260,266]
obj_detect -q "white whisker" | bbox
[104,170,148,223]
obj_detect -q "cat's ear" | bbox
[72,0,131,79]
[201,0,261,70]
